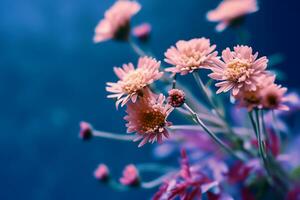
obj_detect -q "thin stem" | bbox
[193,72,247,148]
[183,103,245,162]
[192,72,221,116]
[249,110,276,188]
[93,130,135,141]
[128,39,147,57]
[141,172,175,189]
[172,74,177,89]
[271,110,282,148]
[137,163,176,174]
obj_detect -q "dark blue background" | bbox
[0,0,299,199]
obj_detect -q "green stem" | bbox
[93,130,135,141]
[128,39,146,57]
[184,103,245,162]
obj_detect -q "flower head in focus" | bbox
[106,56,163,108]
[208,45,269,96]
[132,23,151,41]
[261,83,289,111]
[79,121,93,140]
[164,38,218,75]
[119,164,140,186]
[94,164,110,181]
[124,91,173,147]
[94,0,141,43]
[207,0,258,32]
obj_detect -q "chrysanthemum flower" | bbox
[94,164,110,181]
[207,0,258,32]
[94,0,141,43]
[164,38,218,75]
[124,92,173,147]
[208,45,269,96]
[119,164,140,186]
[261,83,289,111]
[106,56,163,108]
[234,75,275,110]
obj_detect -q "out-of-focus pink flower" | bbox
[79,121,93,140]
[261,83,289,111]
[132,23,151,40]
[119,164,140,186]
[208,45,269,96]
[124,91,173,147]
[207,0,258,32]
[106,56,163,108]
[94,0,141,43]
[164,38,218,75]
[234,75,275,110]
[153,149,221,200]
[94,164,110,181]
[167,89,185,107]
[286,184,300,200]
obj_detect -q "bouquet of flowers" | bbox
[79,0,300,199]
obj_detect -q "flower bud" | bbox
[167,89,185,107]
[94,164,110,181]
[79,121,93,140]
[119,164,140,186]
[132,23,151,41]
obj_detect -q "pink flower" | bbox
[167,89,185,107]
[164,38,218,75]
[106,56,163,108]
[207,0,258,32]
[94,164,110,181]
[124,91,173,147]
[208,45,269,96]
[153,149,219,200]
[261,83,289,111]
[234,75,275,110]
[79,121,93,140]
[119,164,140,186]
[94,0,141,43]
[132,23,151,40]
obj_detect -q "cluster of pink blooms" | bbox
[78,0,300,199]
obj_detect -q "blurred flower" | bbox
[261,83,289,111]
[132,23,151,40]
[164,38,218,75]
[167,89,185,107]
[153,149,221,200]
[94,164,110,181]
[119,164,140,186]
[208,45,269,96]
[124,92,173,147]
[79,121,93,140]
[286,184,300,200]
[207,0,258,32]
[94,0,141,43]
[234,75,275,110]
[106,56,163,108]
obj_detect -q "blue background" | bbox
[0,0,299,199]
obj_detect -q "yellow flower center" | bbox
[225,60,251,81]
[139,108,166,133]
[180,51,204,71]
[122,69,146,94]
